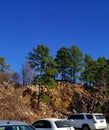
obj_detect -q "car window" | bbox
[55,120,73,128]
[86,114,93,119]
[4,126,13,130]
[95,115,105,120]
[33,120,51,128]
[0,125,34,130]
[68,114,84,119]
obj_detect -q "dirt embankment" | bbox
[0,82,109,123]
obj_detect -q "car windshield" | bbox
[0,125,35,130]
[55,120,73,128]
[95,115,104,120]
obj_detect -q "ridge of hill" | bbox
[0,82,109,123]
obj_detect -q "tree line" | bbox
[0,44,109,88]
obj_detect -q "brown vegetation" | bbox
[0,82,109,124]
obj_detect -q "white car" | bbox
[68,113,107,130]
[0,120,36,130]
[32,118,75,130]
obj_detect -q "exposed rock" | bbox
[0,83,109,123]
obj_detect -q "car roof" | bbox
[35,118,67,122]
[0,120,29,126]
[69,113,103,115]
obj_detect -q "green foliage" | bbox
[27,44,58,85]
[105,88,109,93]
[44,56,58,80]
[27,44,50,71]
[82,55,109,87]
[69,46,84,83]
[95,57,107,86]
[2,43,109,88]
[26,44,109,87]
[82,54,96,86]
[96,105,102,113]
[41,77,57,88]
[0,57,9,72]
[55,47,71,80]
[40,93,50,103]
[103,88,109,96]
[46,80,57,89]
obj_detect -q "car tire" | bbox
[82,125,90,130]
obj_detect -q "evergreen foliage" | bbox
[1,44,109,88]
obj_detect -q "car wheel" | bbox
[82,125,90,130]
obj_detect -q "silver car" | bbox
[68,113,107,130]
[32,118,75,130]
[0,120,36,130]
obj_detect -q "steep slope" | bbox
[0,82,109,123]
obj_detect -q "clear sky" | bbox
[0,0,109,73]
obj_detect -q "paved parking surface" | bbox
[106,123,109,130]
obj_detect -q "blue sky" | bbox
[0,0,109,73]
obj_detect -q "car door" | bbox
[68,114,84,129]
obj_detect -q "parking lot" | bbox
[106,123,109,130]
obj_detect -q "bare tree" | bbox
[21,62,35,86]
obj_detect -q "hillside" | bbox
[0,82,109,124]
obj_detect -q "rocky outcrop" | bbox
[0,83,109,123]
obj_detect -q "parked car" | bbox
[0,120,36,130]
[32,118,75,130]
[68,113,107,130]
